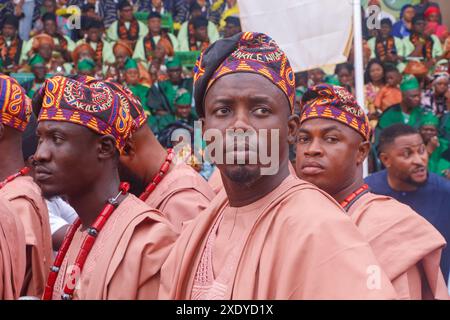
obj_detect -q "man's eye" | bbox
[53,135,64,144]
[253,107,271,116]
[215,107,230,116]
[325,136,338,143]
[297,136,309,143]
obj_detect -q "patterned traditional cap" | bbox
[102,79,148,130]
[300,84,371,141]
[0,74,32,132]
[34,75,134,153]
[193,32,295,117]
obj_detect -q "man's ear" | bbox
[379,152,391,168]
[287,114,300,145]
[98,134,118,160]
[356,141,371,165]
[121,138,137,159]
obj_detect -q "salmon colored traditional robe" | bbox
[52,194,177,300]
[348,192,449,300]
[0,176,52,297]
[145,163,215,233]
[0,197,26,300]
[159,174,398,299]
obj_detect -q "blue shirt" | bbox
[365,170,450,284]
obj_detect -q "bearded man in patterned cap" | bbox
[159,32,397,300]
[103,80,214,234]
[0,74,51,298]
[32,76,177,300]
[296,84,449,299]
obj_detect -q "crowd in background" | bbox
[0,0,450,178]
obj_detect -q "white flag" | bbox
[238,0,353,72]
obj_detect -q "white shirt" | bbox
[46,196,78,235]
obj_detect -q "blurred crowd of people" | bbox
[295,0,450,178]
[0,0,241,156]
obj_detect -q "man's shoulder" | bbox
[365,170,387,185]
[427,172,450,194]
[1,176,44,202]
[271,179,347,227]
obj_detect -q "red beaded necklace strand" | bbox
[138,148,175,201]
[43,148,176,300]
[339,184,370,211]
[0,167,30,189]
[43,182,130,300]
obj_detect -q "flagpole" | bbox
[353,0,369,177]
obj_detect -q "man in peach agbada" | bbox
[296,84,449,299]
[0,74,52,298]
[32,75,177,300]
[0,196,26,300]
[159,32,397,300]
[105,80,215,234]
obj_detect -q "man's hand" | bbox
[427,136,440,155]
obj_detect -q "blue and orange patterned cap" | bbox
[34,75,134,153]
[102,79,148,130]
[0,74,32,132]
[300,84,371,141]
[193,32,295,117]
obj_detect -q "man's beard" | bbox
[222,164,261,186]
[405,172,429,188]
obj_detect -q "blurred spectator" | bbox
[308,68,325,86]
[71,42,95,64]
[378,75,426,130]
[424,6,448,42]
[147,42,169,83]
[210,0,239,30]
[422,69,450,117]
[177,2,219,51]
[76,57,96,76]
[364,58,385,116]
[368,18,404,65]
[147,56,193,117]
[392,4,415,39]
[133,12,178,69]
[366,123,450,282]
[32,0,71,37]
[294,71,308,101]
[414,0,441,23]
[138,0,172,15]
[418,112,450,177]
[375,66,402,112]
[0,14,24,72]
[105,39,134,82]
[22,53,46,97]
[124,57,150,109]
[27,33,53,63]
[76,18,113,66]
[66,0,117,28]
[171,0,191,28]
[106,0,148,50]
[335,62,355,94]
[172,88,196,126]
[180,16,210,51]
[403,15,443,68]
[24,12,75,63]
[223,15,240,38]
